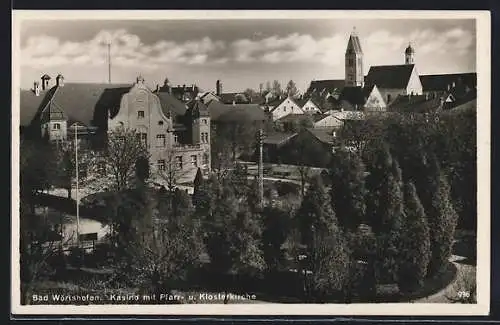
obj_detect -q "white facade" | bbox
[301,99,322,113]
[314,115,343,128]
[271,97,304,120]
[405,66,423,95]
[364,85,387,112]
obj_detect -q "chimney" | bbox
[447,84,451,91]
[232,100,236,106]
[56,74,64,87]
[33,81,40,96]
[41,74,51,91]
[192,85,195,92]
[216,80,222,96]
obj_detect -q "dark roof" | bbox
[186,99,209,118]
[277,114,311,123]
[263,132,297,145]
[420,73,477,92]
[156,91,188,117]
[306,127,337,145]
[206,101,266,122]
[448,98,476,112]
[338,86,366,108]
[346,34,363,54]
[21,83,132,129]
[388,95,443,114]
[306,79,345,95]
[20,88,52,126]
[365,64,415,89]
[249,94,266,105]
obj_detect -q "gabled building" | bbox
[268,96,304,120]
[299,97,322,114]
[364,64,423,105]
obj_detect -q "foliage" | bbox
[104,127,150,191]
[296,175,337,248]
[423,157,459,277]
[329,150,367,231]
[397,182,431,293]
[285,80,299,98]
[261,206,293,272]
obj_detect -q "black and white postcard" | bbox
[11,10,490,316]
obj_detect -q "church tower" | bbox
[345,27,364,87]
[405,42,415,64]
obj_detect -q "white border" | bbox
[11,10,491,316]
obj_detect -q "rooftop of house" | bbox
[263,132,297,145]
[155,90,189,117]
[420,72,477,92]
[306,79,345,95]
[206,100,266,122]
[387,94,443,114]
[219,92,250,104]
[306,127,337,145]
[365,64,415,89]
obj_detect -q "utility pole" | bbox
[107,42,111,84]
[74,125,80,246]
[257,128,264,208]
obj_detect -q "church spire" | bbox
[405,41,415,64]
[345,27,364,87]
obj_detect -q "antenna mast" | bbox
[107,42,111,84]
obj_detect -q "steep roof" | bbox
[346,33,363,54]
[186,99,209,118]
[20,88,54,126]
[338,86,366,108]
[330,110,365,121]
[269,97,300,112]
[365,64,415,89]
[219,92,250,104]
[21,83,132,128]
[420,72,477,92]
[306,79,345,94]
[156,91,188,117]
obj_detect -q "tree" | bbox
[423,157,459,277]
[261,206,293,272]
[122,185,204,299]
[366,146,405,283]
[285,80,299,98]
[243,88,258,101]
[397,182,431,293]
[104,127,150,191]
[307,227,350,302]
[296,175,337,248]
[329,150,366,231]
[272,80,283,97]
[156,149,190,193]
[265,81,272,92]
[192,168,205,207]
[228,163,249,198]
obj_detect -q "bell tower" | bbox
[345,27,364,87]
[405,42,415,64]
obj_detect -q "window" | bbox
[175,156,183,169]
[157,160,165,171]
[174,134,179,144]
[158,121,164,126]
[156,134,166,147]
[136,132,147,145]
[283,106,286,112]
[202,119,207,125]
[191,155,198,167]
[203,153,209,165]
[387,94,392,103]
[201,132,209,143]
[53,123,61,130]
[137,111,145,119]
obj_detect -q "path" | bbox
[414,254,476,303]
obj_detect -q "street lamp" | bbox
[68,124,97,246]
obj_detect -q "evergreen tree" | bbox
[397,182,431,293]
[262,206,293,272]
[329,150,367,231]
[424,157,459,276]
[192,168,204,207]
[296,175,337,248]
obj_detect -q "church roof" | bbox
[387,94,443,114]
[346,34,363,54]
[306,79,345,95]
[338,86,366,108]
[365,64,415,90]
[419,72,477,92]
[206,100,266,122]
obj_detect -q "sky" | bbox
[19,18,476,93]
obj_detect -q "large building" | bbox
[20,74,211,183]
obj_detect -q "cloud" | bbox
[21,29,227,69]
[21,26,474,72]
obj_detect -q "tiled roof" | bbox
[447,98,476,112]
[186,99,209,118]
[330,110,365,121]
[306,127,337,145]
[387,95,443,114]
[338,86,366,108]
[156,91,188,117]
[365,64,415,89]
[420,73,476,92]
[263,132,297,145]
[206,101,266,122]
[306,79,345,95]
[20,88,54,126]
